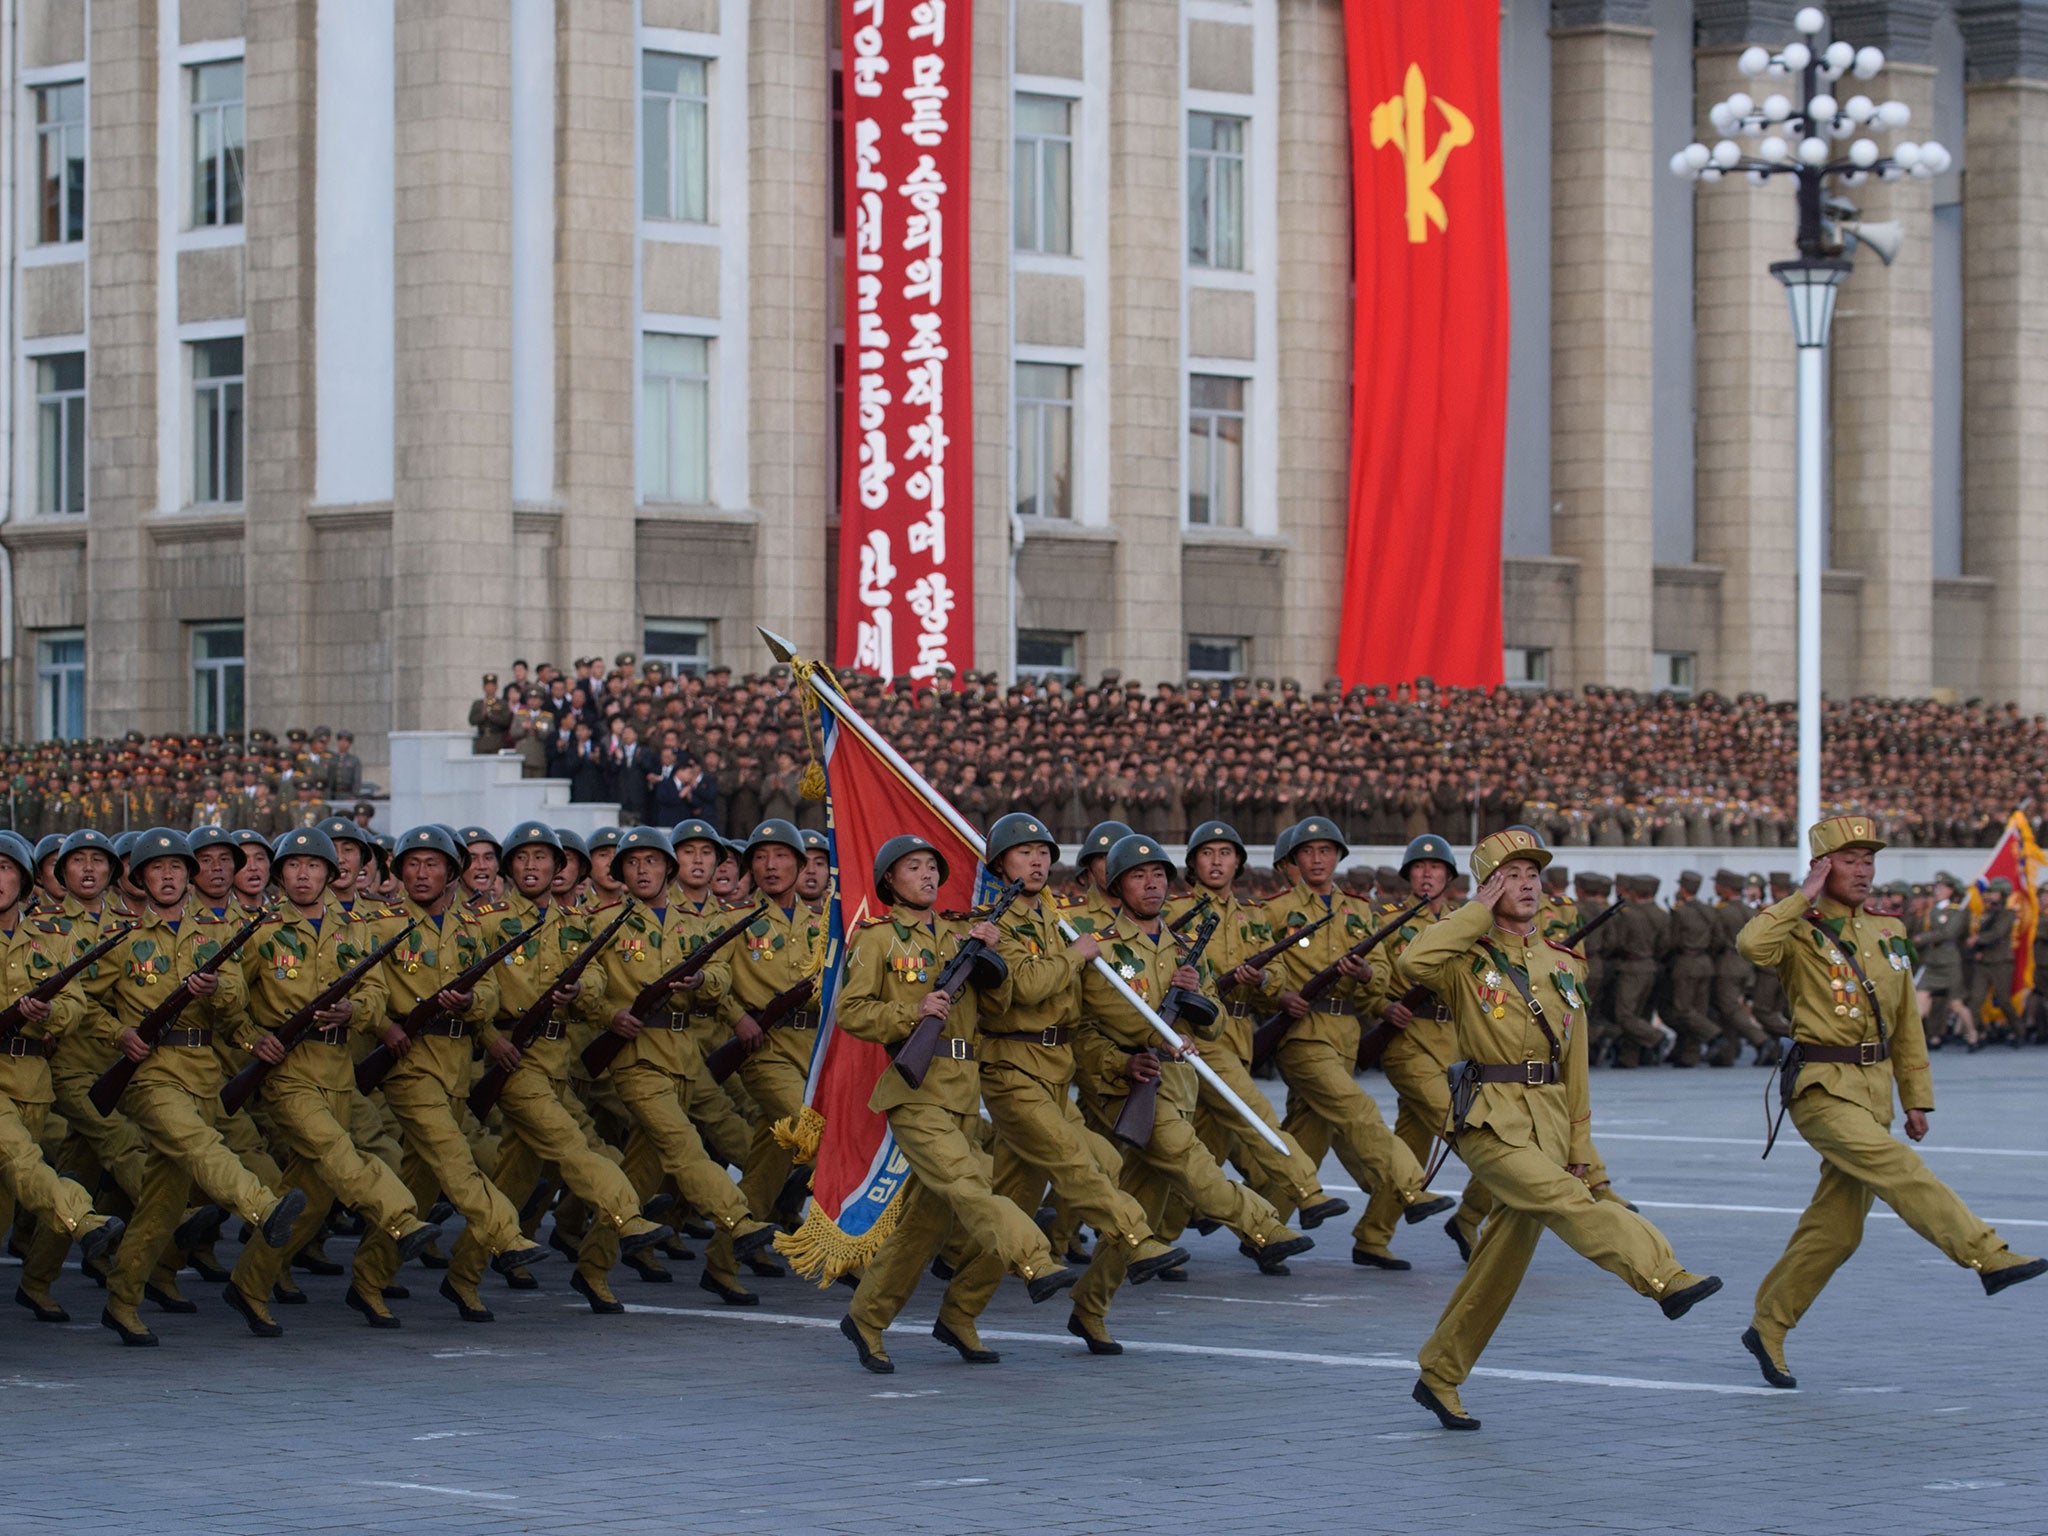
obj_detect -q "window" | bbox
[1503,646,1550,690]
[191,623,245,734]
[1186,374,1245,527]
[190,60,245,228]
[1187,113,1246,270]
[191,337,245,504]
[1653,650,1696,697]
[1016,630,1079,681]
[642,53,711,223]
[34,353,86,516]
[641,333,712,502]
[1187,635,1248,680]
[1014,363,1075,519]
[644,618,712,678]
[35,631,85,741]
[35,81,86,245]
[1014,94,1073,255]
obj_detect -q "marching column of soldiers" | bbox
[0,805,2039,1429]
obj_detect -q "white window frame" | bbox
[1013,92,1074,257]
[1186,110,1248,272]
[640,49,714,226]
[1015,629,1080,682]
[1503,645,1551,691]
[1653,650,1696,698]
[1013,359,1078,520]
[1185,370,1248,528]
[29,345,87,517]
[643,618,713,678]
[34,629,85,741]
[187,55,246,233]
[638,325,715,506]
[1187,634,1248,681]
[32,76,87,248]
[190,621,246,734]
[186,327,246,508]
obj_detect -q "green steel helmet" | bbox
[1271,822,1301,867]
[501,820,565,866]
[394,824,464,878]
[1104,833,1173,891]
[1399,834,1458,879]
[456,824,502,856]
[1183,820,1247,883]
[984,812,1059,868]
[318,816,376,857]
[800,829,830,855]
[271,826,341,879]
[113,830,143,865]
[56,828,119,874]
[372,833,397,857]
[33,833,64,869]
[587,826,625,854]
[744,819,805,862]
[1080,821,1134,866]
[670,819,724,852]
[552,827,591,874]
[1288,815,1351,861]
[128,827,196,876]
[613,824,678,878]
[229,827,272,858]
[874,833,948,904]
[0,831,37,884]
[188,825,244,866]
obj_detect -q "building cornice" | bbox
[1955,0,2048,83]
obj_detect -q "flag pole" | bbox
[762,628,1291,1159]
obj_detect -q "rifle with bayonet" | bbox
[892,878,1027,1089]
[354,919,540,1093]
[580,902,766,1079]
[1248,899,1428,1068]
[1111,908,1223,1146]
[467,903,636,1118]
[220,921,418,1116]
[0,925,132,1046]
[90,912,267,1117]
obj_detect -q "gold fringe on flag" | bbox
[771,1103,826,1164]
[795,657,830,801]
[773,1188,903,1288]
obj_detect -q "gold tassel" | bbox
[771,1103,826,1164]
[794,660,830,800]
[799,760,828,802]
[773,1191,903,1288]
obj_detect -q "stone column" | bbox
[1827,2,1941,696]
[1107,0,1183,684]
[1549,1,1657,691]
[748,0,832,657]
[1955,0,2048,711]
[390,0,514,732]
[1272,0,1350,684]
[1692,1,1799,699]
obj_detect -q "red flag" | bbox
[1974,811,2045,1006]
[1336,0,1507,690]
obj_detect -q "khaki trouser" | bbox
[612,1061,757,1287]
[22,1056,154,1291]
[230,1068,423,1303]
[1277,1035,1430,1214]
[1752,1088,2025,1339]
[1071,1063,1293,1330]
[1357,1046,1493,1257]
[109,1079,280,1313]
[352,1066,523,1300]
[350,1090,406,1175]
[1418,1125,1691,1391]
[1665,956,1721,1063]
[1191,1043,1328,1211]
[701,1034,810,1283]
[849,1099,1060,1338]
[0,1095,98,1244]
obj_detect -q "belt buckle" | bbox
[1858,1040,1879,1065]
[6,1038,30,1057]
[946,1038,969,1060]
[1039,1027,1062,1047]
[1524,1060,1546,1086]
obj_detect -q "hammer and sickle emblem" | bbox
[1369,64,1475,244]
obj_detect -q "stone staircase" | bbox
[372,731,622,836]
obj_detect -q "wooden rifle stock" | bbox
[1248,899,1428,1068]
[354,918,540,1094]
[220,921,418,1116]
[89,912,266,1118]
[1355,983,1439,1073]
[702,977,815,1085]
[0,925,132,1045]
[1112,910,1221,1147]
[892,879,1027,1089]
[466,903,636,1119]
[580,903,765,1079]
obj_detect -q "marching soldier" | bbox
[838,835,1079,1373]
[1710,869,1778,1064]
[1736,817,2044,1390]
[1605,877,1675,1067]
[1963,878,2018,1043]
[1406,828,1722,1430]
[1663,872,1722,1067]
[1916,872,1972,1049]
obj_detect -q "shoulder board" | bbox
[939,909,970,922]
[1097,923,1122,943]
[473,899,511,916]
[584,895,627,916]
[28,917,64,936]
[1545,939,1584,960]
[855,915,893,931]
[1056,894,1085,910]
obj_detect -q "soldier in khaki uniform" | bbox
[1605,876,1676,1067]
[839,835,1076,1373]
[1262,817,1454,1247]
[0,831,125,1323]
[1916,872,1972,1048]
[1709,869,1777,1064]
[1663,871,1723,1067]
[915,814,1189,1359]
[352,827,550,1322]
[89,829,308,1345]
[1407,828,1722,1430]
[1067,835,1311,1351]
[1736,816,2044,1389]
[221,827,442,1332]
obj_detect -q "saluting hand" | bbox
[1799,856,1832,903]
[1476,870,1510,911]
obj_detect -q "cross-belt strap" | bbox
[1800,910,1889,1050]
[1477,940,1561,1068]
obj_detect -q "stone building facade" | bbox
[2,0,2044,777]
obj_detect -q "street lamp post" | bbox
[1670,5,1949,840]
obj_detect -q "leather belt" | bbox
[653,1012,693,1032]
[1799,1039,1889,1065]
[537,1020,569,1042]
[158,1027,213,1048]
[774,1010,821,1030]
[2,1036,50,1058]
[418,1018,470,1039]
[984,1026,1070,1046]
[310,1027,352,1047]
[1224,1002,1253,1019]
[1471,1061,1561,1086]
[931,1037,975,1061]
[1314,1000,1355,1018]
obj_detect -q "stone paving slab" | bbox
[4,1052,2043,1535]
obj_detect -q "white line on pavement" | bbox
[1630,1199,2048,1229]
[356,1481,517,1503]
[1153,1293,1328,1309]
[1593,1132,2048,1158]
[610,1304,1785,1397]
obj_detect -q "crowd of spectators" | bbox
[468,655,2041,849]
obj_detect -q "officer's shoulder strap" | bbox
[1544,938,1585,962]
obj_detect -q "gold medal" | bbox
[1492,1006,1506,1019]
[1834,1004,1848,1016]
[286,967,298,979]
[145,974,156,986]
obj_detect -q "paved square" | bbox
[7,1053,2044,1535]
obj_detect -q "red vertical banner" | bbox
[1337,0,1508,690]
[835,0,975,683]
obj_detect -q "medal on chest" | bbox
[1825,949,1860,1018]
[1479,967,1507,1020]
